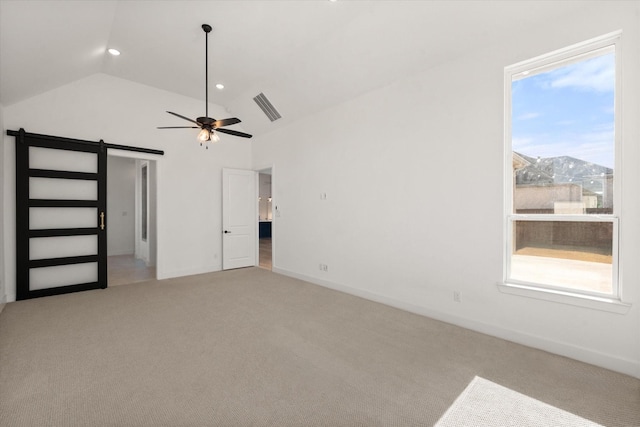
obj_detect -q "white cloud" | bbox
[516,112,541,121]
[512,137,535,151]
[547,54,614,93]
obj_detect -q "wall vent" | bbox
[253,92,282,122]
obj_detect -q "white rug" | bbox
[435,376,603,427]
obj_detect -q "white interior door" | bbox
[222,168,257,270]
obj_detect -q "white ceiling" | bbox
[0,0,593,137]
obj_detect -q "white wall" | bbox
[253,2,640,378]
[2,73,251,302]
[107,155,135,256]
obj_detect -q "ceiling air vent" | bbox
[253,92,282,122]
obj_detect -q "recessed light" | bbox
[107,48,121,56]
[216,83,224,90]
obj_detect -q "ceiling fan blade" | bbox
[167,111,200,126]
[213,118,241,128]
[216,128,253,139]
[157,126,199,129]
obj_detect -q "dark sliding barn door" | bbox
[14,129,107,300]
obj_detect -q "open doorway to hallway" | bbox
[258,168,272,270]
[107,255,155,286]
[107,155,157,286]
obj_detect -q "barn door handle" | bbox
[100,212,105,230]
[224,230,231,234]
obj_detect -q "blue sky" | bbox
[511,52,615,169]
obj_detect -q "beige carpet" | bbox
[0,267,638,426]
[435,376,603,426]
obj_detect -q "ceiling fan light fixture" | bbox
[211,131,221,143]
[197,128,210,143]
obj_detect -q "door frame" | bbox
[135,160,150,265]
[255,163,275,270]
[108,150,161,274]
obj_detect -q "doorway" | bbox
[107,155,157,286]
[257,167,273,270]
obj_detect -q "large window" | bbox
[504,32,620,299]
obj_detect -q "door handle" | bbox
[100,212,105,230]
[224,230,231,234]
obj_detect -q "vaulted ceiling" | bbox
[0,0,592,137]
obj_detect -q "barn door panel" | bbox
[15,130,107,300]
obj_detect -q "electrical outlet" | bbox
[453,291,461,302]
[319,263,328,272]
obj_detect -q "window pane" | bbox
[512,52,615,215]
[510,220,613,294]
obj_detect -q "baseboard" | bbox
[272,267,640,379]
[157,265,221,281]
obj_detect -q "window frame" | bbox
[502,31,626,308]
[505,215,619,298]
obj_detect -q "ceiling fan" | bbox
[157,24,252,147]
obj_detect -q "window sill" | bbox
[498,282,631,314]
